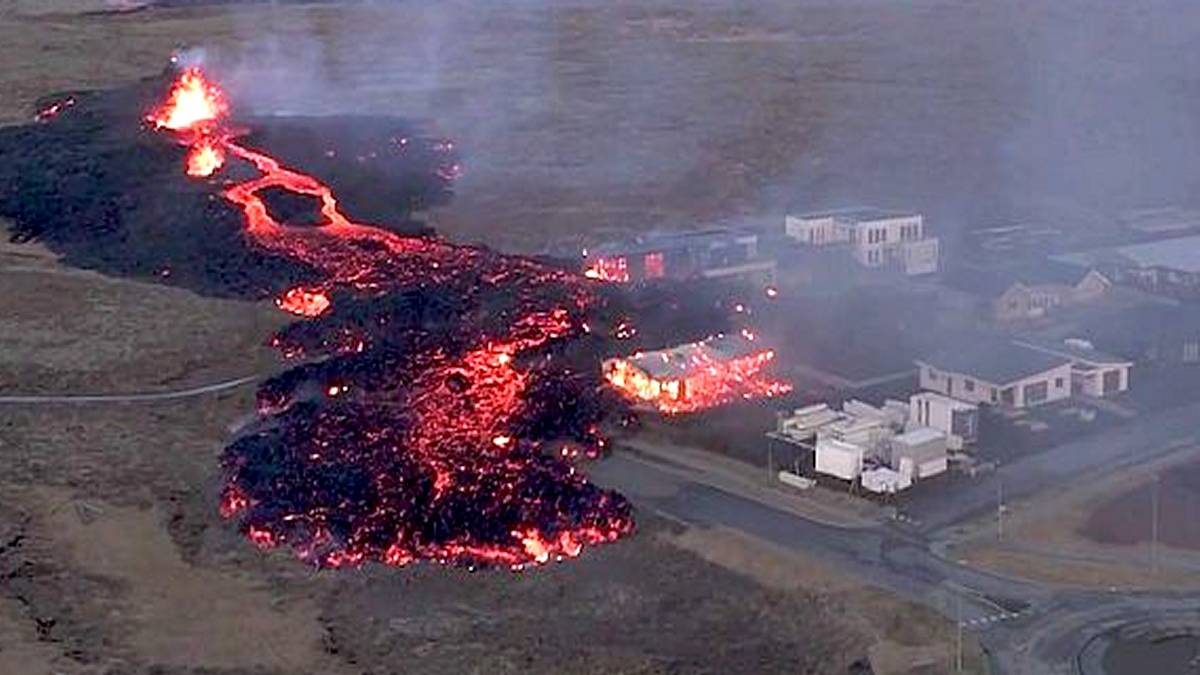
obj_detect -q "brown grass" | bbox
[670,527,989,675]
[950,446,1200,589]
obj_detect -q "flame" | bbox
[186,140,225,177]
[147,67,226,131]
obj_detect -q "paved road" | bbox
[903,399,1200,531]
[594,450,1200,674]
[0,375,260,404]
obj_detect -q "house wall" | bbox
[785,215,849,246]
[917,365,997,406]
[1073,364,1131,397]
[848,215,923,268]
[909,393,977,448]
[918,362,1072,408]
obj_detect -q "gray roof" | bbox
[790,207,917,223]
[590,227,757,257]
[1056,234,1200,274]
[916,338,1071,386]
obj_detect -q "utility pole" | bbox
[1151,473,1160,573]
[766,439,774,480]
[997,480,1005,541]
[956,592,963,673]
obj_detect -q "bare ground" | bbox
[949,445,1200,590]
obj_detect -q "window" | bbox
[927,368,939,382]
[990,388,998,403]
[964,379,975,393]
[1023,381,1049,405]
[1054,377,1064,389]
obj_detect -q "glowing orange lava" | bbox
[276,286,331,317]
[150,66,632,570]
[186,140,225,177]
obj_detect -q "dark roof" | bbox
[1012,338,1131,366]
[590,227,757,257]
[916,338,1071,385]
[1076,303,1200,351]
[1057,235,1200,274]
[943,258,1094,298]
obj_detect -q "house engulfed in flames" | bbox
[602,332,791,415]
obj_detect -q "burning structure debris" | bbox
[603,332,791,415]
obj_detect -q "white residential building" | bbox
[915,339,1074,408]
[1013,338,1132,398]
[785,207,940,276]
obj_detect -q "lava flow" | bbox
[148,66,632,569]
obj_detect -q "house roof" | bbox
[1013,338,1132,367]
[916,338,1071,386]
[942,258,1097,299]
[1056,234,1200,274]
[789,207,917,223]
[589,227,757,258]
[625,333,763,380]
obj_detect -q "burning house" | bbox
[583,227,776,284]
[602,332,790,415]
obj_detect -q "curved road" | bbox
[593,450,1200,674]
[0,374,260,404]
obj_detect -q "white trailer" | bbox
[891,427,948,480]
[815,438,865,481]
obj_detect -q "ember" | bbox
[147,67,633,569]
[34,96,75,123]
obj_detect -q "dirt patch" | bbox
[32,488,332,672]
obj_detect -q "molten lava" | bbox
[186,139,225,177]
[149,66,632,570]
[277,286,331,317]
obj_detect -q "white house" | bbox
[915,339,1073,408]
[785,207,940,276]
[1013,338,1132,398]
